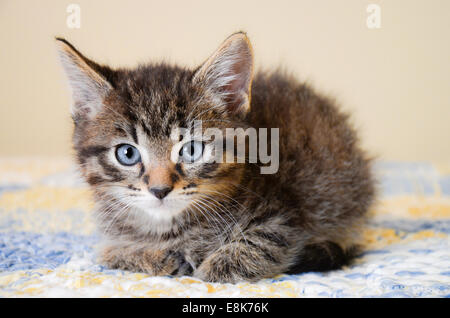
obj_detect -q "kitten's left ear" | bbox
[193,32,254,117]
[56,37,112,121]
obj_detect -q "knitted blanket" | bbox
[0,158,449,297]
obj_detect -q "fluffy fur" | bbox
[56,32,375,283]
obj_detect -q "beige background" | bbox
[0,0,449,162]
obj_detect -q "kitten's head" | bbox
[57,32,254,235]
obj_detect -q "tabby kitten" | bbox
[56,32,375,283]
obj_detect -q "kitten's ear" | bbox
[193,32,254,117]
[55,37,112,120]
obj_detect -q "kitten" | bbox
[56,32,375,283]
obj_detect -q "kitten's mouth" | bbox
[133,196,190,218]
[123,196,192,235]
[140,197,171,209]
[152,199,164,207]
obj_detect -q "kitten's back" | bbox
[248,70,375,247]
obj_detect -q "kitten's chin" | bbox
[130,198,190,235]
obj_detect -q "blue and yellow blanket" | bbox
[0,158,449,297]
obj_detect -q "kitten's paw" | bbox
[167,251,194,277]
[99,247,135,272]
[193,254,252,284]
[99,246,193,276]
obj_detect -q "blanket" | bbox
[0,158,449,297]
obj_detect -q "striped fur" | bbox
[57,32,375,283]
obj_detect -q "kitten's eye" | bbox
[115,144,141,166]
[179,141,205,163]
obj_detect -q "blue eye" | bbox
[179,141,204,163]
[115,144,141,166]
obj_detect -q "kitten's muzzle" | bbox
[149,186,173,200]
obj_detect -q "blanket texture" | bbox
[0,158,449,297]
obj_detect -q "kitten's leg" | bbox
[194,236,356,283]
[100,245,193,276]
[193,230,293,283]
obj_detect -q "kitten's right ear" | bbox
[55,37,112,120]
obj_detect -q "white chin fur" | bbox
[128,198,190,235]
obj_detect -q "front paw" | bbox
[193,253,256,284]
[167,251,194,277]
[100,247,193,276]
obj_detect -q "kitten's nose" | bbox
[149,186,172,200]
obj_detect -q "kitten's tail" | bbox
[286,241,360,274]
